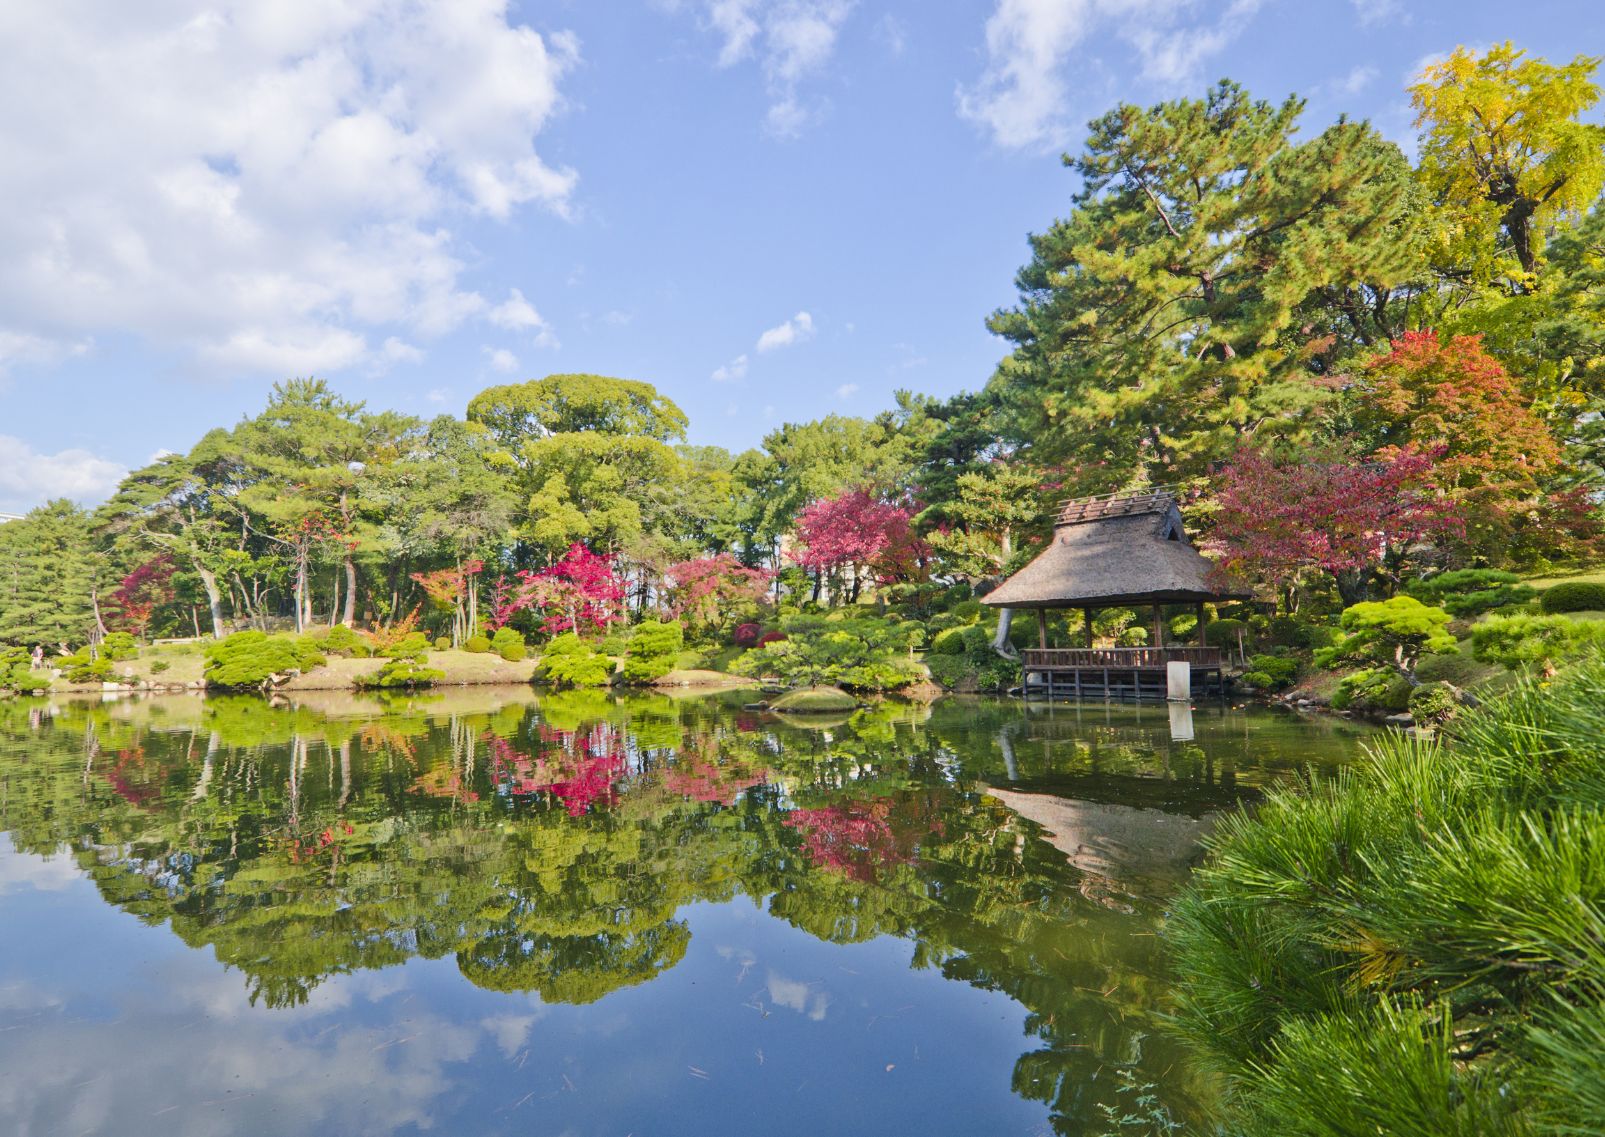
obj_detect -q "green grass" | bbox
[1523,564,1605,589]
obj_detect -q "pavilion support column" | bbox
[1153,605,1165,648]
[1196,602,1208,645]
[1038,607,1048,650]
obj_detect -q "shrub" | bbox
[204,631,325,690]
[541,633,613,688]
[150,659,171,674]
[1471,613,1605,671]
[463,634,492,654]
[733,622,763,648]
[0,648,48,694]
[1315,597,1455,678]
[1407,569,1536,618]
[1166,660,1605,1137]
[930,627,968,656]
[100,631,139,661]
[757,631,787,646]
[1238,670,1275,690]
[1116,625,1149,647]
[1539,580,1605,614]
[1248,654,1300,689]
[490,627,527,662]
[61,648,112,683]
[950,599,983,623]
[1170,613,1200,641]
[1330,667,1411,712]
[318,624,366,656]
[380,632,430,659]
[357,655,445,688]
[731,615,921,691]
[1408,681,1458,725]
[433,636,451,651]
[622,620,683,684]
[1204,618,1248,650]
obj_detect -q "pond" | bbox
[0,690,1368,1136]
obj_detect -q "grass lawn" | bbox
[1524,564,1605,589]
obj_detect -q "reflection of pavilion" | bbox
[983,491,1247,700]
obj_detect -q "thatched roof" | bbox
[982,491,1245,610]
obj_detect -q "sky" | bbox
[1,0,1602,515]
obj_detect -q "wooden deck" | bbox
[1019,646,1226,701]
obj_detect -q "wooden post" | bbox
[1196,601,1208,644]
[1153,605,1164,648]
[1083,607,1094,648]
[1038,607,1048,650]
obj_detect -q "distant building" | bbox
[0,512,23,524]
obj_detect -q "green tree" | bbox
[988,81,1419,483]
[467,374,688,447]
[0,501,98,648]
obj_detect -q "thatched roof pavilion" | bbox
[982,490,1246,650]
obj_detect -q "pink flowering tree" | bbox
[664,554,773,636]
[483,543,626,637]
[1209,446,1461,607]
[790,490,929,604]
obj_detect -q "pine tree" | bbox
[0,501,98,647]
[988,81,1420,484]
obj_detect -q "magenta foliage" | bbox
[791,489,929,583]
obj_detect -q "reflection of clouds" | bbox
[766,971,830,1021]
[0,839,82,894]
[481,1011,548,1057]
[0,968,486,1137]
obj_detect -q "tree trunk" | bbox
[194,561,226,638]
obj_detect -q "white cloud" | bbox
[487,288,558,348]
[0,329,91,375]
[1317,64,1379,99]
[756,310,814,353]
[958,0,1267,150]
[0,1,578,379]
[711,353,749,382]
[1351,0,1403,26]
[483,346,519,373]
[681,1,853,136]
[424,386,453,404]
[835,382,858,399]
[0,435,128,513]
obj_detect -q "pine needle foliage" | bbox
[1167,658,1605,1136]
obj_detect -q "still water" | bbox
[0,689,1367,1136]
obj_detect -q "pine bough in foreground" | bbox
[1167,661,1605,1137]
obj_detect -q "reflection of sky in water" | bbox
[0,694,1366,1136]
[0,864,1040,1137]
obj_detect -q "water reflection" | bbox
[0,691,1364,1136]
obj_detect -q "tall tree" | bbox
[0,501,98,647]
[988,81,1420,483]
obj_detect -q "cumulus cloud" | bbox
[0,435,128,513]
[678,1,853,136]
[482,346,520,373]
[958,0,1267,150]
[0,1,578,379]
[1351,0,1404,26]
[756,311,814,353]
[711,353,749,382]
[486,287,558,347]
[835,382,858,400]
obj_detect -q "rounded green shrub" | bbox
[100,632,139,661]
[204,631,326,689]
[150,659,171,674]
[1408,681,1459,725]
[491,627,528,662]
[463,634,492,654]
[541,633,613,688]
[1247,654,1301,689]
[1238,671,1275,690]
[1539,580,1605,614]
[1205,618,1248,649]
[950,599,983,623]
[318,624,365,656]
[623,620,683,684]
[930,627,968,656]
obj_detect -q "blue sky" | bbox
[1,0,1602,513]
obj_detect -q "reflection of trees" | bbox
[0,692,1352,1133]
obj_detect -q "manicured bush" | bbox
[60,648,112,683]
[100,632,139,661]
[1238,670,1275,690]
[204,631,325,690]
[490,627,527,662]
[1116,625,1149,647]
[434,636,451,650]
[732,615,922,691]
[1330,667,1411,713]
[930,627,968,656]
[1471,613,1605,671]
[1407,569,1536,618]
[150,659,171,674]
[318,624,366,656]
[1539,580,1605,614]
[1166,660,1605,1137]
[622,620,683,684]
[1248,653,1300,689]
[1408,681,1459,725]
[357,655,445,688]
[0,647,48,694]
[757,631,787,646]
[1316,597,1455,678]
[1169,612,1200,641]
[541,633,613,688]
[1204,617,1248,650]
[733,622,763,648]
[463,634,492,654]
[950,599,983,623]
[380,632,430,659]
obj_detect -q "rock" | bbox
[1385,713,1416,727]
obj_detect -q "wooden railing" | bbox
[1021,646,1222,669]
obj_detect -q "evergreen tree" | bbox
[0,501,98,647]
